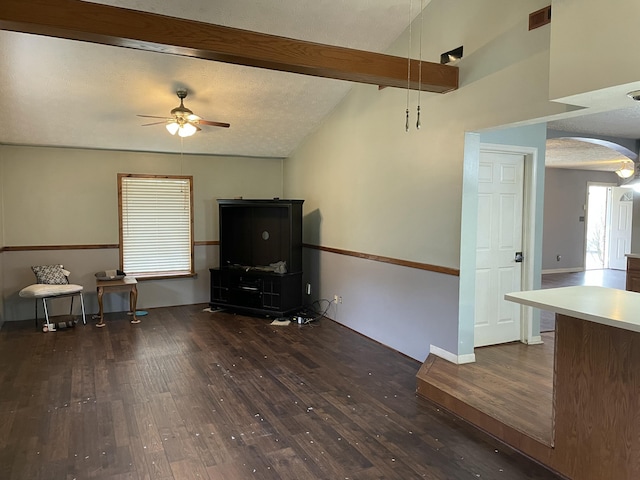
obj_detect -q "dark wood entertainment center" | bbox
[210,198,304,316]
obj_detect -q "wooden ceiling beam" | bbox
[0,0,458,93]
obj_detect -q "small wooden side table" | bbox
[96,276,139,327]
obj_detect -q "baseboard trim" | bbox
[541,267,583,275]
[430,345,476,365]
[525,335,543,345]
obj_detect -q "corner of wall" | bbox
[430,344,476,365]
[0,146,5,329]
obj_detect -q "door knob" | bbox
[515,252,523,263]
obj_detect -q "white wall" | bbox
[2,146,283,246]
[542,168,619,271]
[304,248,460,361]
[285,0,564,359]
[0,150,4,328]
[289,0,563,266]
[633,193,640,254]
[549,0,640,103]
[1,145,284,322]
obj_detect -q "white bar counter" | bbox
[505,285,640,333]
[503,285,640,480]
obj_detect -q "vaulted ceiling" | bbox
[2,0,639,169]
[0,0,452,158]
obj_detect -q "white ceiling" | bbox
[0,0,424,158]
[2,0,639,166]
[547,105,640,172]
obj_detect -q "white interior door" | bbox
[607,186,633,270]
[475,150,524,347]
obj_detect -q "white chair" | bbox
[19,265,86,332]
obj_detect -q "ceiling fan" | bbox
[138,89,230,137]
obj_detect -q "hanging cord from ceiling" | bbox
[416,0,424,130]
[180,135,184,176]
[406,0,413,132]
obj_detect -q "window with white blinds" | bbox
[119,174,194,278]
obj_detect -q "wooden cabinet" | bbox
[209,268,302,316]
[210,199,304,316]
[626,255,640,292]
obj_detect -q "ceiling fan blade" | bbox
[198,119,231,128]
[137,114,170,119]
[141,121,168,126]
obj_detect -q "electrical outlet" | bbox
[338,296,342,304]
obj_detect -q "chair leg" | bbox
[79,293,86,325]
[70,296,74,315]
[42,298,55,332]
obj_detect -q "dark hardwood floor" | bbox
[0,306,562,479]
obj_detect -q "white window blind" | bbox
[119,175,193,277]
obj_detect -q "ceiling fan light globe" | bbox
[616,160,635,179]
[166,122,179,135]
[178,122,197,137]
[617,169,634,179]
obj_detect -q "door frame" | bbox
[583,182,622,270]
[459,136,543,364]
[477,143,540,346]
[607,186,634,270]
[584,182,615,270]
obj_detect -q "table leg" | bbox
[96,286,105,327]
[130,285,140,324]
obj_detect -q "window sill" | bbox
[132,272,197,281]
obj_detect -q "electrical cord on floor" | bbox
[294,298,333,326]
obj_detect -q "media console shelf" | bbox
[210,198,304,316]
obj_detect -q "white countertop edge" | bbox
[505,286,640,334]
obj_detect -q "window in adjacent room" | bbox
[118,174,194,278]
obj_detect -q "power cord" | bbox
[293,298,333,326]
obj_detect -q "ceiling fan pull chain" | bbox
[416,0,424,130]
[405,0,413,133]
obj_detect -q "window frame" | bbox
[118,173,195,280]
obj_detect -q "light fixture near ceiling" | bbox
[166,90,200,137]
[440,46,463,65]
[138,89,230,138]
[615,159,635,179]
[627,90,640,101]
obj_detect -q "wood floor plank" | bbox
[0,305,562,479]
[418,333,555,446]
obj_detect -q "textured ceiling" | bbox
[0,0,425,157]
[2,0,639,165]
[548,105,640,140]
[545,138,631,171]
[546,87,640,171]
